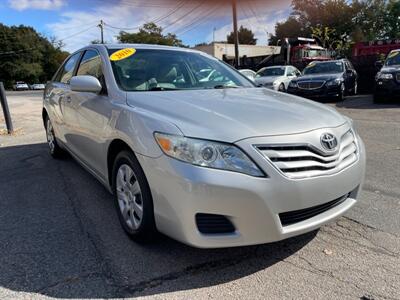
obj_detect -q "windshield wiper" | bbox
[148,86,180,91]
[213,84,239,89]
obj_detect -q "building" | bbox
[193,42,281,60]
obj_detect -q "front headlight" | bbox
[154,133,265,177]
[326,78,342,86]
[376,73,393,80]
[289,81,297,88]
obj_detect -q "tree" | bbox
[117,22,184,47]
[0,23,68,88]
[227,26,257,45]
[269,16,309,45]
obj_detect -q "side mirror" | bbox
[70,75,102,93]
[375,60,383,69]
[346,69,353,75]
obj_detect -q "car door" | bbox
[47,52,82,145]
[65,49,111,176]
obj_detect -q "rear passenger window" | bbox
[56,52,81,84]
[77,50,103,80]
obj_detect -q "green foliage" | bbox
[117,22,184,47]
[270,0,400,49]
[227,26,257,45]
[0,23,68,89]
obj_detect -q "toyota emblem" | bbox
[320,133,338,151]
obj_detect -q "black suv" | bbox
[374,49,400,103]
[287,59,358,101]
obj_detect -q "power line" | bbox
[57,24,98,43]
[175,4,221,35]
[104,0,188,31]
[162,2,204,31]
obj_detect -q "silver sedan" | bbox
[43,44,365,248]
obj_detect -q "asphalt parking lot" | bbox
[0,91,399,299]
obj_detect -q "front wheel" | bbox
[336,83,345,102]
[278,83,285,92]
[112,150,157,242]
[45,116,65,158]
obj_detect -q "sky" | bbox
[0,0,292,52]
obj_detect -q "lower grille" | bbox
[297,81,325,90]
[196,213,235,234]
[279,193,350,226]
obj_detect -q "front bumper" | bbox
[137,126,366,248]
[374,79,400,98]
[288,85,341,99]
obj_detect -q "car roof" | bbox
[88,43,202,54]
[307,59,345,65]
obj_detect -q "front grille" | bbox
[279,193,350,226]
[256,130,358,179]
[195,213,235,234]
[297,81,325,90]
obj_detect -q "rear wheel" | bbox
[112,150,157,242]
[45,116,65,158]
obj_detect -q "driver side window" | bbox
[55,52,82,84]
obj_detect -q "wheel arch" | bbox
[107,139,136,188]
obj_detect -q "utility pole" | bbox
[0,82,13,134]
[231,0,240,68]
[213,27,216,44]
[98,20,104,44]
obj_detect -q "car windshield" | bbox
[385,51,400,66]
[304,49,327,58]
[108,48,254,91]
[303,61,343,75]
[256,67,285,77]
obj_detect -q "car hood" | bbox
[381,66,400,73]
[254,76,282,85]
[295,73,342,82]
[126,88,346,142]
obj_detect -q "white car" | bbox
[14,81,29,91]
[239,69,256,81]
[255,66,301,91]
[31,83,45,90]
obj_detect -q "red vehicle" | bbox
[352,40,400,58]
[351,39,400,92]
[285,37,333,70]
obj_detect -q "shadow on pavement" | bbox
[336,95,400,109]
[0,143,316,298]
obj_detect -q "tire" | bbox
[336,83,345,102]
[112,150,157,242]
[278,83,285,92]
[45,116,65,158]
[352,83,358,96]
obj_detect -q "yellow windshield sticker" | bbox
[110,48,136,61]
[388,51,399,58]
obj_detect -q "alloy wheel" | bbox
[116,164,143,230]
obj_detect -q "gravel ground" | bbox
[0,91,399,300]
